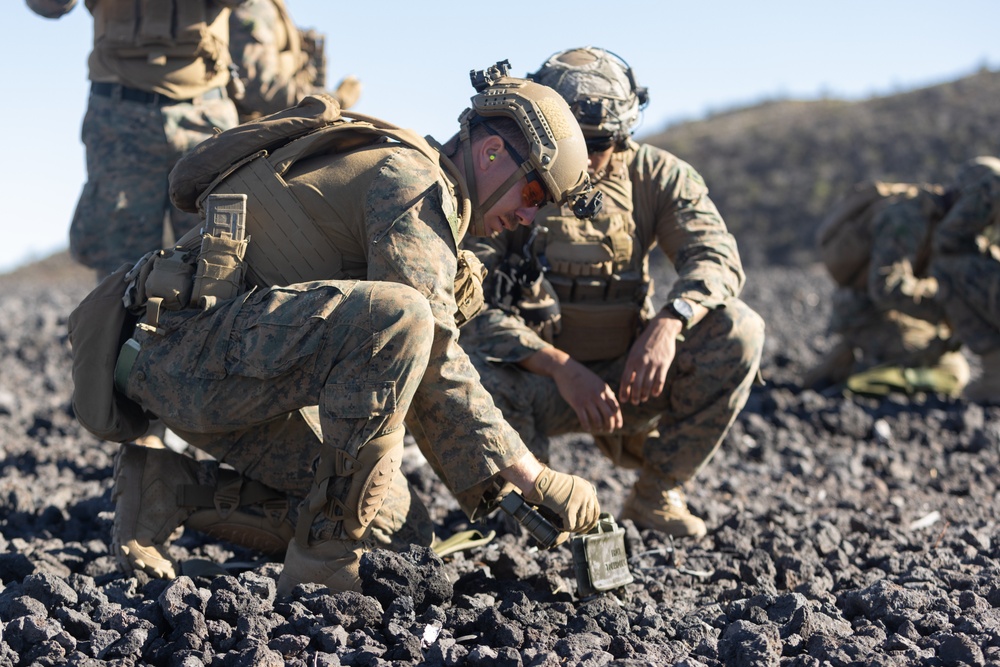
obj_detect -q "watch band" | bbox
[662,298,694,328]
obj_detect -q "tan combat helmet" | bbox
[458,60,600,235]
[529,47,649,151]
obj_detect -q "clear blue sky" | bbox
[3,0,999,272]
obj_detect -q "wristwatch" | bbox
[662,297,694,329]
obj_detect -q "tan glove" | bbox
[524,465,599,534]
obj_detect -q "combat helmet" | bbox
[459,60,600,236]
[529,47,649,150]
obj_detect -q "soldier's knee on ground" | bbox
[368,467,434,550]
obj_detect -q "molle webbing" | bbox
[100,0,208,53]
[199,113,470,288]
[209,152,343,287]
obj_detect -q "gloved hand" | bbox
[518,277,561,343]
[524,465,600,534]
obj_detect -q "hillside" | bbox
[643,67,1000,268]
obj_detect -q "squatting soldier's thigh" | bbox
[125,280,417,434]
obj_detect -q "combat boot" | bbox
[112,443,199,579]
[277,430,404,596]
[182,468,295,557]
[113,444,296,579]
[619,471,707,538]
[963,348,1000,405]
[277,537,367,595]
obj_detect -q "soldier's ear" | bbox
[477,135,505,171]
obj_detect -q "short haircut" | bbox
[469,116,530,163]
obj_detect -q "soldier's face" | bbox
[479,153,540,237]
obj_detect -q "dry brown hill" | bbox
[642,67,1000,268]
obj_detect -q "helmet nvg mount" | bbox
[459,60,602,235]
[529,47,649,149]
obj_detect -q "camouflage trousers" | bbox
[123,280,435,543]
[71,91,238,278]
[934,252,1000,355]
[830,287,955,368]
[467,299,764,486]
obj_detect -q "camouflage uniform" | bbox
[933,162,1000,356]
[26,0,242,277]
[121,145,530,534]
[228,0,359,123]
[228,0,319,122]
[462,142,764,488]
[828,190,956,370]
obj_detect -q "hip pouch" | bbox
[554,301,641,362]
[67,263,150,442]
[453,249,487,327]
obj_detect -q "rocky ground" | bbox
[1,253,998,666]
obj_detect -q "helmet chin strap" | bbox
[460,119,533,237]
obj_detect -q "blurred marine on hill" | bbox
[643,67,1000,268]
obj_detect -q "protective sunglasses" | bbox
[522,174,548,208]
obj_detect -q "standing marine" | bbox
[25,0,246,279]
[460,47,765,538]
[69,62,603,593]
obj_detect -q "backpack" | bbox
[67,263,150,442]
[815,181,928,288]
[169,93,470,288]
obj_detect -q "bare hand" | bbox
[552,359,623,433]
[618,314,681,405]
[520,348,622,433]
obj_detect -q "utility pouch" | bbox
[555,301,641,362]
[144,249,196,311]
[571,514,634,597]
[190,194,249,309]
[453,249,487,327]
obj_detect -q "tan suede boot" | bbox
[619,471,707,538]
[183,469,295,557]
[276,537,367,595]
[277,430,403,596]
[963,349,1000,405]
[112,443,199,579]
[113,444,296,579]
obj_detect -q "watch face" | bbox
[672,299,693,322]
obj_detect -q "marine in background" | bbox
[25,0,245,279]
[228,0,361,123]
[68,62,602,594]
[460,47,765,539]
[806,179,971,397]
[932,156,1000,404]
